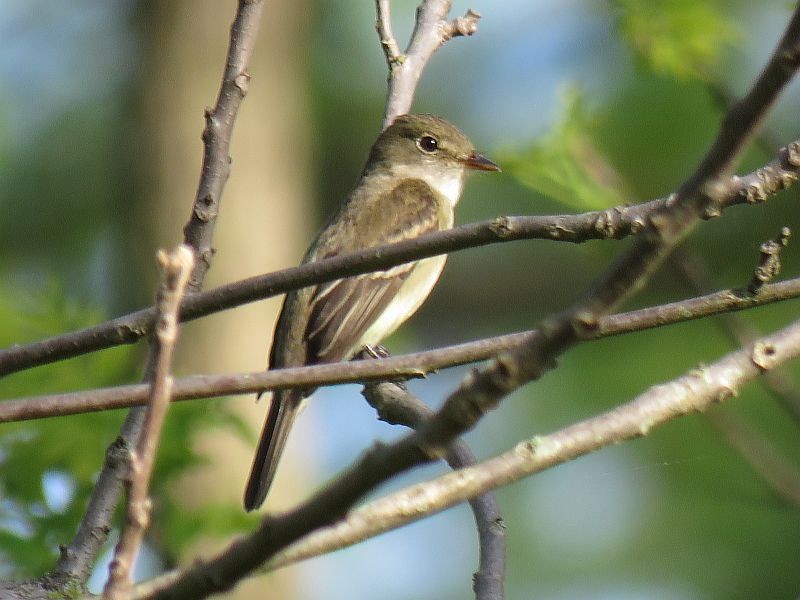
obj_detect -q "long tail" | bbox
[243,389,303,511]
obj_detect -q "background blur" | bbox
[1,1,799,599]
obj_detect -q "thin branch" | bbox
[104,247,193,599]
[5,273,800,423]
[748,226,791,294]
[375,0,402,67]
[128,313,800,600]
[52,0,265,583]
[380,0,482,129]
[361,378,505,600]
[182,2,262,290]
[2,139,800,380]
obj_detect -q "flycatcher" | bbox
[244,114,500,511]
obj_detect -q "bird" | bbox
[244,113,500,511]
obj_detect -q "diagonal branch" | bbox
[52,0,266,584]
[1,139,799,380]
[259,314,800,570]
[103,247,193,599]
[361,379,505,600]
[379,0,482,129]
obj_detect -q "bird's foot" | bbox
[359,344,391,360]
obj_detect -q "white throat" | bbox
[392,165,465,206]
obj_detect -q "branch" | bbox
[182,2,262,290]
[372,4,499,590]
[5,273,800,423]
[379,0,482,129]
[128,313,800,600]
[667,240,800,506]
[748,226,791,294]
[361,378,505,600]
[3,139,800,380]
[104,247,193,599]
[375,0,402,67]
[52,0,265,584]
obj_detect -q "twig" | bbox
[5,273,800,423]
[52,0,265,584]
[361,378,505,600]
[3,139,800,380]
[375,0,402,67]
[748,226,791,294]
[104,247,193,599]
[183,2,262,290]
[379,0,482,129]
[372,0,496,584]
[128,313,800,600]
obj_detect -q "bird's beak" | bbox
[463,152,501,172]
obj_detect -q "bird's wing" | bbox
[303,178,443,363]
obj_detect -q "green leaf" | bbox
[501,89,626,211]
[615,0,741,81]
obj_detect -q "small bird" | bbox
[244,114,500,511]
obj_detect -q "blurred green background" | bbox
[1,1,799,599]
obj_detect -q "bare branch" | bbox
[5,273,800,423]
[380,0,482,129]
[668,245,800,502]
[128,314,800,600]
[103,14,800,595]
[361,377,505,600]
[52,0,266,583]
[396,7,800,513]
[3,139,800,380]
[748,226,791,294]
[104,247,193,599]
[182,2,263,290]
[375,0,402,67]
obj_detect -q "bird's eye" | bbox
[416,135,439,153]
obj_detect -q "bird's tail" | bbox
[243,389,303,511]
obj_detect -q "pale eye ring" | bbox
[416,135,439,153]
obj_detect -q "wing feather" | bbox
[300,178,443,364]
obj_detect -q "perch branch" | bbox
[4,273,800,423]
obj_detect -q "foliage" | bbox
[0,281,249,575]
[500,89,627,212]
[615,0,741,81]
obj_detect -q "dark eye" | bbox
[416,135,439,153]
